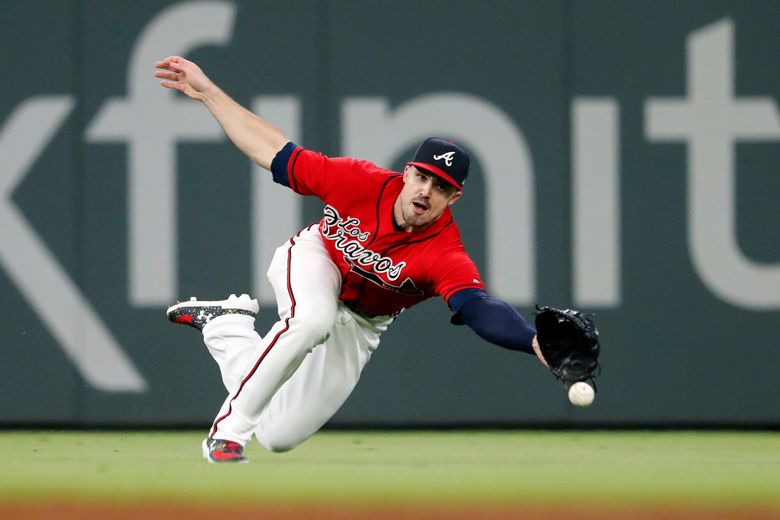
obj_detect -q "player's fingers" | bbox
[154,70,178,81]
[155,55,184,69]
[159,81,184,92]
[167,56,187,71]
[155,56,174,67]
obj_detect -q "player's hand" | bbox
[531,335,549,367]
[154,56,214,101]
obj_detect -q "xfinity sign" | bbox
[1,3,777,394]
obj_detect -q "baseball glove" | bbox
[534,306,601,388]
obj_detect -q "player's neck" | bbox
[392,201,412,232]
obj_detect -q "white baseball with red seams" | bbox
[568,382,595,407]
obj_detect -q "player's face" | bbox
[395,166,462,232]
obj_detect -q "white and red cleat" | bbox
[166,294,259,331]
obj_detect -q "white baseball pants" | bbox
[200,225,393,452]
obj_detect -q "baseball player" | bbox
[155,56,580,463]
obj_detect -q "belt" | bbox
[344,301,396,321]
[344,302,378,319]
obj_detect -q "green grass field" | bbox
[1,430,779,515]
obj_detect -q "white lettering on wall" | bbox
[646,18,780,309]
[86,1,237,306]
[573,98,621,307]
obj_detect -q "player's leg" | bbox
[201,310,262,393]
[254,305,393,452]
[166,294,261,393]
[208,226,342,446]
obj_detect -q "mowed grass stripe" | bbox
[0,430,778,507]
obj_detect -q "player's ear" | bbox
[448,191,462,206]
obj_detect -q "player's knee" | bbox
[291,303,336,344]
[259,434,301,454]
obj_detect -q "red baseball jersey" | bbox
[272,143,485,317]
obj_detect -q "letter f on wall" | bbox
[87,1,236,306]
[0,97,146,392]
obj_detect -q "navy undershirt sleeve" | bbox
[270,141,298,187]
[448,288,487,319]
[449,290,536,355]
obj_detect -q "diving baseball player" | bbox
[156,56,600,463]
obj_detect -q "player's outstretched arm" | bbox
[453,292,548,366]
[154,55,288,170]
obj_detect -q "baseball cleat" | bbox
[166,293,259,330]
[202,437,249,464]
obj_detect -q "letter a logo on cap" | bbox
[433,151,455,166]
[408,137,470,189]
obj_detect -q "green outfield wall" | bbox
[1,0,778,426]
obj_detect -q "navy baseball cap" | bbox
[407,137,470,190]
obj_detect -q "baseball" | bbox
[568,382,595,407]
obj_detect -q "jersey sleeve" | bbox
[270,141,378,203]
[431,249,485,303]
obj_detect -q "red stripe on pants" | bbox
[209,235,299,439]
